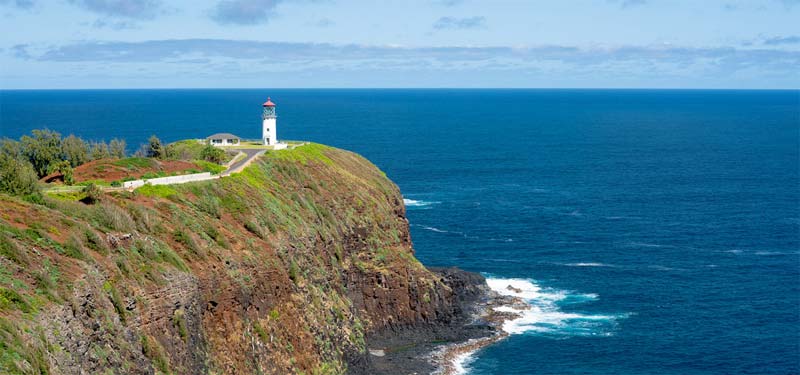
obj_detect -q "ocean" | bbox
[1,89,798,374]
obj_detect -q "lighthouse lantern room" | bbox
[262,97,277,146]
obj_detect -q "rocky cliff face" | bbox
[0,144,485,374]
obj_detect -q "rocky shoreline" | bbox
[349,268,529,375]
[431,291,531,375]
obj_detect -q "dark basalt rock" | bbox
[348,267,495,375]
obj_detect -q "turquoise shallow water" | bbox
[2,89,799,374]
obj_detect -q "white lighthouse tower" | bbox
[261,97,277,146]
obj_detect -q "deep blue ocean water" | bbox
[1,89,799,374]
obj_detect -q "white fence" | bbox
[122,172,219,189]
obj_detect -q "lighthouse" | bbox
[262,97,277,146]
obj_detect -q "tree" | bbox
[0,138,41,197]
[200,145,225,164]
[147,135,164,159]
[0,139,23,160]
[109,138,127,159]
[20,129,62,178]
[0,153,39,196]
[48,160,74,186]
[90,141,110,160]
[61,134,89,167]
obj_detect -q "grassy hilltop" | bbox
[0,142,462,374]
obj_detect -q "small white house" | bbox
[207,133,241,147]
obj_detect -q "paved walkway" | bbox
[220,149,265,176]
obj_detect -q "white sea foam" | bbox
[451,351,476,375]
[564,262,613,267]
[403,198,440,208]
[626,242,674,248]
[755,251,783,256]
[485,277,627,337]
[420,225,449,233]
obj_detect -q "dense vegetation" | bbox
[0,130,231,195]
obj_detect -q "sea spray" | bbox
[484,277,628,337]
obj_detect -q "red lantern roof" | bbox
[262,97,275,107]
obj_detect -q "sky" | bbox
[0,0,799,89]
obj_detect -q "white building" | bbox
[207,133,241,147]
[262,97,277,146]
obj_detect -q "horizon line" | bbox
[2,87,798,91]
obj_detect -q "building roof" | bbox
[263,97,276,107]
[206,133,241,140]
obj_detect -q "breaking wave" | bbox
[403,198,440,208]
[485,277,629,336]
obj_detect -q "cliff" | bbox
[0,144,489,374]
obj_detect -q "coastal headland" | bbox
[0,141,517,374]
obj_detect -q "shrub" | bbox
[200,145,225,164]
[165,140,205,160]
[140,334,170,373]
[0,232,27,265]
[244,220,265,239]
[172,309,187,340]
[84,228,108,254]
[94,203,135,232]
[81,183,103,204]
[147,135,164,159]
[253,321,269,342]
[62,234,87,260]
[0,288,32,313]
[288,261,300,283]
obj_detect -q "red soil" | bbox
[42,158,202,184]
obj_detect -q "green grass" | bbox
[112,157,153,170]
[136,184,178,199]
[269,308,280,320]
[0,318,49,374]
[102,281,127,323]
[75,179,112,187]
[267,143,333,166]
[193,160,226,174]
[44,190,88,202]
